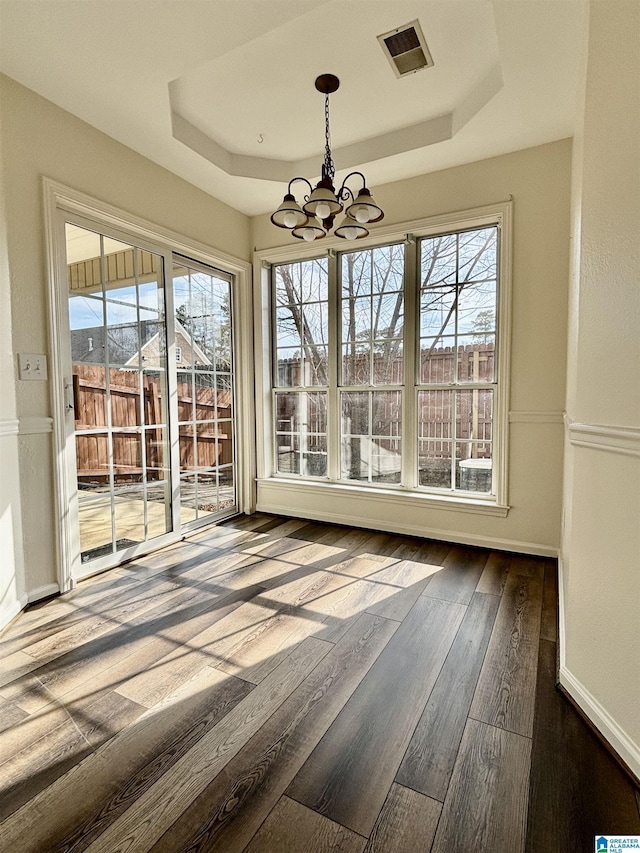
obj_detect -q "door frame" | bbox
[43,178,254,591]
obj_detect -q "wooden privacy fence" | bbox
[73,364,232,483]
[275,342,494,447]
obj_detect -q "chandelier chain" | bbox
[323,93,335,182]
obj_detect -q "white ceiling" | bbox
[0,0,586,216]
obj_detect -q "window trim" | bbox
[254,200,512,515]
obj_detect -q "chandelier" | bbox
[270,74,384,242]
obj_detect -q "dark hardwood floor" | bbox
[0,513,638,852]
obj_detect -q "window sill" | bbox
[257,477,510,518]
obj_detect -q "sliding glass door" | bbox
[173,257,237,527]
[65,222,237,575]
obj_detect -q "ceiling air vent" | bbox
[378,19,434,78]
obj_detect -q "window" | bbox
[264,205,510,509]
[340,244,404,484]
[273,257,328,477]
[175,345,182,363]
[418,227,497,494]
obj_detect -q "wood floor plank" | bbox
[22,576,185,664]
[0,694,73,765]
[0,587,264,766]
[540,559,558,641]
[364,557,443,621]
[257,549,438,630]
[423,545,489,605]
[241,531,347,563]
[149,612,398,853]
[2,669,253,853]
[286,596,466,837]
[396,590,499,800]
[72,689,146,747]
[476,551,511,596]
[0,669,58,714]
[81,637,332,853]
[267,553,440,646]
[363,783,441,853]
[324,553,398,580]
[235,525,337,561]
[212,524,374,598]
[115,595,281,705]
[195,552,300,592]
[38,582,263,705]
[215,602,328,685]
[0,650,41,689]
[526,639,640,851]
[0,574,142,658]
[255,562,356,608]
[0,696,27,733]
[506,554,546,580]
[13,572,232,701]
[221,513,291,535]
[244,796,366,853]
[0,717,94,821]
[431,719,531,853]
[469,572,543,737]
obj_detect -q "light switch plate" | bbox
[18,353,48,380]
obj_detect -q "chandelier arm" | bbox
[287,177,314,197]
[337,171,368,199]
[337,185,356,205]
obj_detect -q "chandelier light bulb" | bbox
[354,208,371,224]
[341,226,359,240]
[301,228,317,242]
[282,211,298,229]
[315,202,331,221]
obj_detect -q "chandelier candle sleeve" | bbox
[270,75,384,241]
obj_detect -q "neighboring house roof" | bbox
[70,320,160,365]
[124,321,211,367]
[70,319,212,367]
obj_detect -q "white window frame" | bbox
[254,201,512,517]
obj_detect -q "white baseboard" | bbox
[0,593,28,632]
[255,500,558,558]
[27,583,60,603]
[559,665,640,781]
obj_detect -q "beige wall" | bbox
[252,140,572,554]
[561,2,640,776]
[0,121,26,627]
[0,73,250,601]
